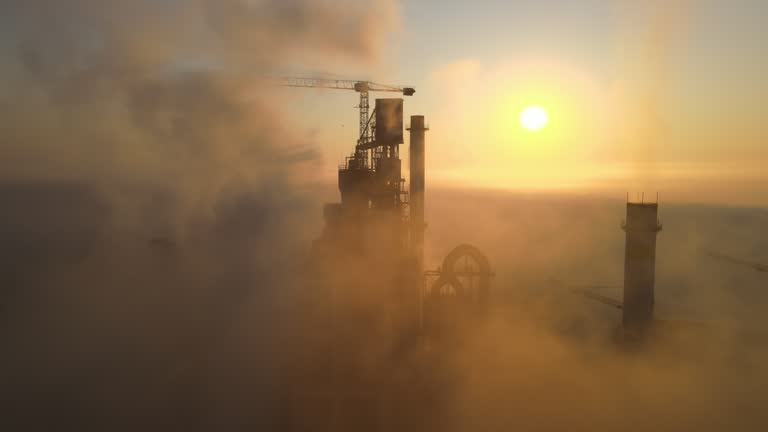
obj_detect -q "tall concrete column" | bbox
[407,115,427,269]
[622,202,662,334]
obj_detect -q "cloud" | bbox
[0,0,400,429]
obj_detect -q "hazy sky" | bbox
[285,0,768,206]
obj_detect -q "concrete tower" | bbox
[407,115,428,270]
[622,201,662,334]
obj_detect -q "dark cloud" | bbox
[0,0,396,429]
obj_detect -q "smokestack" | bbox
[407,115,428,269]
[621,200,662,335]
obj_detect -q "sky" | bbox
[282,0,768,207]
[1,3,768,429]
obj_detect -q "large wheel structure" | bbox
[424,244,493,340]
[429,244,492,304]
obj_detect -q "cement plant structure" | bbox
[296,89,438,430]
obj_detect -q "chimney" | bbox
[621,200,662,335]
[407,115,428,270]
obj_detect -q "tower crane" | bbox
[275,77,415,148]
[550,279,624,309]
[275,76,416,231]
[704,250,768,273]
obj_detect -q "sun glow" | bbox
[520,106,549,131]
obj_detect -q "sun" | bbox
[520,106,549,131]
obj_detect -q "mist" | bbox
[0,0,395,429]
[422,187,768,431]
[2,1,768,431]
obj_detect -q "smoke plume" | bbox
[0,0,397,429]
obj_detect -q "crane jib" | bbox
[276,76,415,148]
